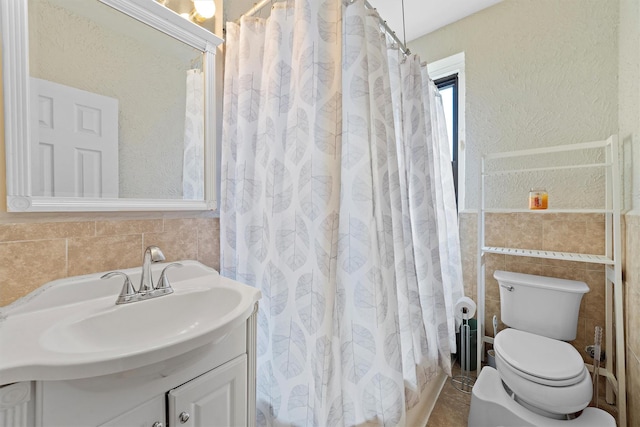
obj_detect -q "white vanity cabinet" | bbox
[0,262,260,427]
[0,309,257,427]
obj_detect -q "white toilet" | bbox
[467,270,616,427]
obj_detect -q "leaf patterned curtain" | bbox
[221,1,464,425]
[182,69,205,200]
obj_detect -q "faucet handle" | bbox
[155,262,183,294]
[101,271,137,305]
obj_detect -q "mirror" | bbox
[1,0,222,211]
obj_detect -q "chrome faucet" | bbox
[101,246,182,305]
[139,246,166,293]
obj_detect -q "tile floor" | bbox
[425,360,619,427]
[426,361,473,427]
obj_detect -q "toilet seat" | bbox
[494,329,585,385]
[493,329,593,415]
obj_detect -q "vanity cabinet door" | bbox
[168,355,247,427]
[98,394,165,427]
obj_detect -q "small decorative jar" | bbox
[529,188,548,210]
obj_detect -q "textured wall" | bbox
[409,0,619,210]
[619,0,640,212]
[29,0,201,199]
[619,0,640,425]
[0,42,5,212]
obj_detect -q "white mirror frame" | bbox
[1,0,222,212]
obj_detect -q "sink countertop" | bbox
[0,260,261,385]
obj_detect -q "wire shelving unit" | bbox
[476,135,626,426]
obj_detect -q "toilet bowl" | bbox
[494,329,592,418]
[467,271,616,426]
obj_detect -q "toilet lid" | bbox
[494,329,585,382]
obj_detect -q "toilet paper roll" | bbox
[455,296,476,319]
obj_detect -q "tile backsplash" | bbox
[460,210,639,424]
[0,214,220,306]
[459,212,611,362]
[2,209,637,425]
[624,213,640,427]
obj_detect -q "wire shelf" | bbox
[481,246,613,264]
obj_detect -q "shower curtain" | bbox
[182,69,204,200]
[221,0,464,425]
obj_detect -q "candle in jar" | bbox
[529,189,548,209]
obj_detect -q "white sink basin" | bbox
[0,261,261,384]
[41,286,243,354]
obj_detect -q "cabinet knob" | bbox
[179,411,190,423]
[152,423,164,427]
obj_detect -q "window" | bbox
[428,52,465,210]
[434,74,459,204]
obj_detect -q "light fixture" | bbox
[190,0,215,23]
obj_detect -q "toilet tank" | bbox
[494,270,589,341]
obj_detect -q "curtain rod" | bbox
[239,0,411,56]
[364,1,411,56]
[240,0,271,20]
